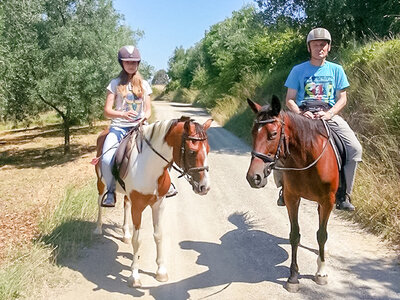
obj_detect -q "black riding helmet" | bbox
[118,45,141,68]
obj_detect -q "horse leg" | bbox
[285,195,301,293]
[93,176,105,235]
[152,198,168,282]
[127,206,143,288]
[315,200,334,285]
[122,196,132,243]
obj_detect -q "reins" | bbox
[251,115,331,172]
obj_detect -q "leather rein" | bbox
[251,115,331,172]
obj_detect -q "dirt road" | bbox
[45,101,400,300]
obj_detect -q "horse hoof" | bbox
[127,277,142,288]
[315,275,328,285]
[93,227,102,235]
[285,281,299,293]
[156,272,168,282]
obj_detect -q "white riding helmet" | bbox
[306,28,332,44]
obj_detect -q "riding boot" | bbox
[336,193,355,211]
[277,188,285,206]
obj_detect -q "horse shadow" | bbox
[149,212,290,300]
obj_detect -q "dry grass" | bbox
[0,121,108,263]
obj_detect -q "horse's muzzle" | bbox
[246,162,271,188]
[246,172,268,188]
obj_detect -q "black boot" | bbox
[277,188,285,206]
[336,193,355,211]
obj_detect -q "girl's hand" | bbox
[121,110,138,120]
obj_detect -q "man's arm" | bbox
[285,88,300,113]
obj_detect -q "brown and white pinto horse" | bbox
[246,96,338,292]
[94,116,212,287]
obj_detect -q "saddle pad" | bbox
[328,125,346,171]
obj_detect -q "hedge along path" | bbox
[0,122,108,262]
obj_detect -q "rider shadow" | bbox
[150,212,290,300]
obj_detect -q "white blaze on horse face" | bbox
[199,143,210,192]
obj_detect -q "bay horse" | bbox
[246,96,338,292]
[93,116,212,287]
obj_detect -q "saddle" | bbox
[112,125,141,191]
[327,123,347,199]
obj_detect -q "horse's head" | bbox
[166,116,213,195]
[246,95,286,189]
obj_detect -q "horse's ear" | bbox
[247,98,261,114]
[203,119,213,131]
[271,95,281,116]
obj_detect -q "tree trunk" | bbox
[63,118,70,154]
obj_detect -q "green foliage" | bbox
[255,0,400,46]
[0,0,44,122]
[166,6,305,112]
[0,0,151,153]
[139,61,155,81]
[152,69,169,85]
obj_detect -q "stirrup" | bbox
[101,191,116,207]
[166,183,178,198]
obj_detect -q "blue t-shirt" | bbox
[284,61,349,107]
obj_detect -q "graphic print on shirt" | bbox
[123,92,142,114]
[304,75,334,103]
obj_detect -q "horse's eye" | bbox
[189,150,196,156]
[269,131,278,140]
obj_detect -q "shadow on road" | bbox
[149,212,289,299]
[52,215,400,299]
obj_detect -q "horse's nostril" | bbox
[198,184,209,194]
[254,174,262,185]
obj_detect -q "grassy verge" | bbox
[0,180,98,300]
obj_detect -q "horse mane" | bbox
[166,117,207,140]
[143,119,176,148]
[283,111,328,149]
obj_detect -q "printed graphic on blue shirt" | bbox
[303,76,334,103]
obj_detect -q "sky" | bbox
[112,0,254,72]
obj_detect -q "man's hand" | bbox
[302,111,316,119]
[314,111,332,120]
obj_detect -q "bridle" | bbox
[250,117,287,173]
[251,114,331,172]
[143,120,209,187]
